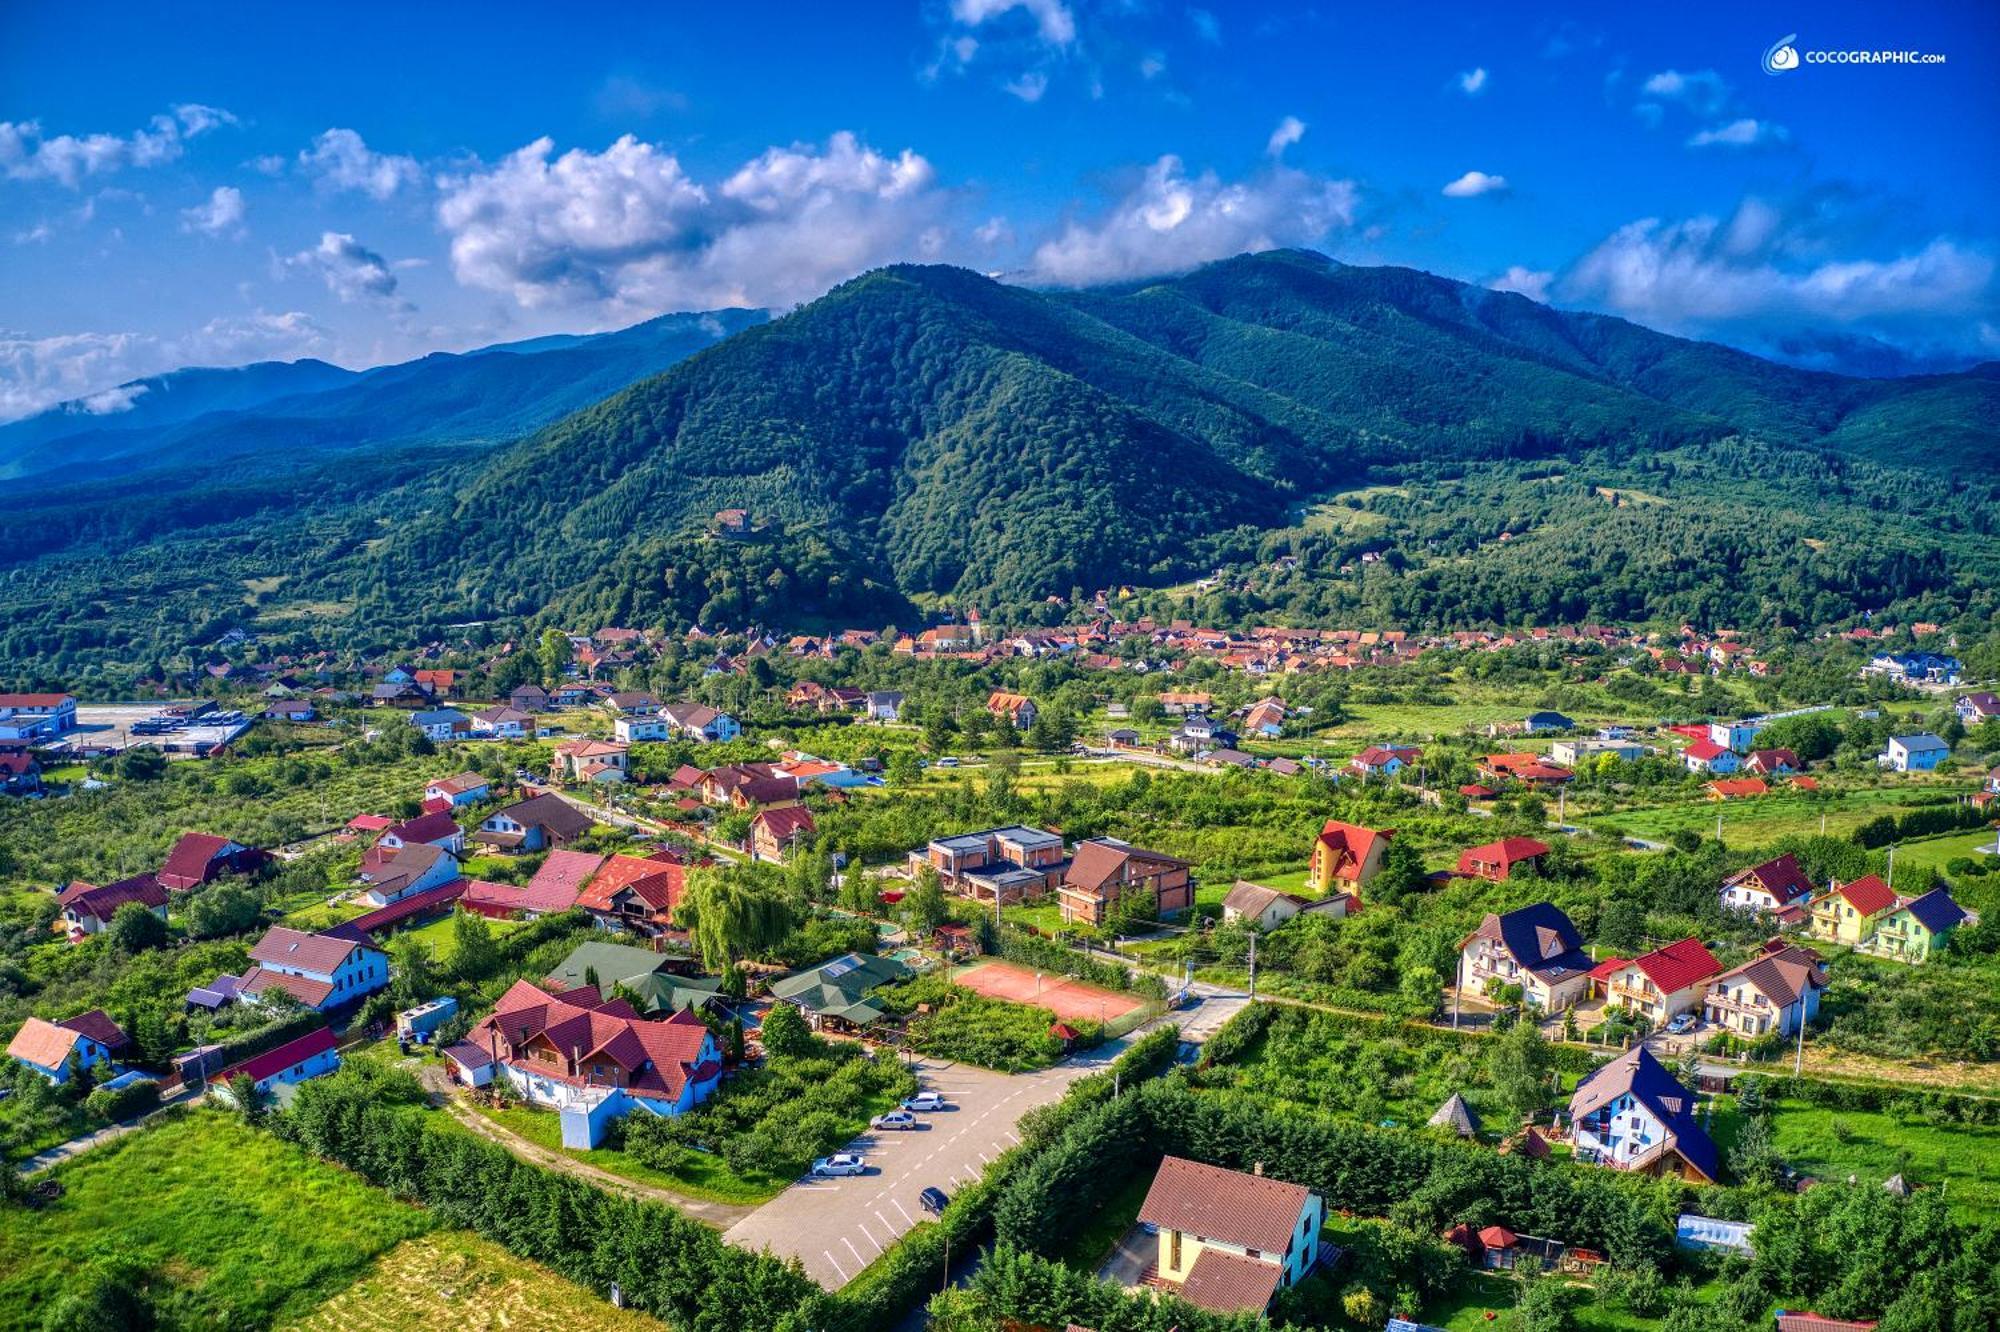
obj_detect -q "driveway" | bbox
[723,986,1248,1289]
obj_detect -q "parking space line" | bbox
[824,1251,848,1283]
[845,1236,866,1265]
[894,1198,913,1224]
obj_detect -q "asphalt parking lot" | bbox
[722,986,1248,1289]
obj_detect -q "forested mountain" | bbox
[0,308,766,481]
[0,251,1994,678]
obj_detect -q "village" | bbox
[1,615,1997,1332]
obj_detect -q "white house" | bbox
[1718,854,1816,916]
[1681,739,1740,774]
[1707,720,1764,753]
[1567,1046,1719,1182]
[238,925,389,1012]
[1703,943,1825,1039]
[1457,903,1594,1013]
[358,842,461,907]
[470,706,532,738]
[409,708,469,741]
[866,691,905,722]
[0,693,77,742]
[660,703,740,743]
[1880,733,1950,772]
[614,715,672,742]
[423,772,492,807]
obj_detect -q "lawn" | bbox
[395,911,530,962]
[0,1109,434,1330]
[1710,1097,2000,1224]
[281,1231,665,1332]
[467,1102,788,1206]
[1886,828,2000,884]
[1581,784,1943,847]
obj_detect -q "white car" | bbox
[871,1110,918,1130]
[812,1153,867,1177]
[902,1092,948,1112]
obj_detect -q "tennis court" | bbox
[951,958,1146,1024]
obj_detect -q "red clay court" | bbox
[951,959,1146,1024]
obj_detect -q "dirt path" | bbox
[442,1098,759,1228]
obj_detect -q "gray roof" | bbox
[769,952,911,1024]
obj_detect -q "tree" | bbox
[887,749,923,785]
[449,909,500,979]
[1728,1112,1783,1187]
[1512,1273,1585,1332]
[679,866,797,970]
[106,901,167,954]
[182,881,262,939]
[758,1001,817,1059]
[1488,1016,1553,1120]
[924,706,956,756]
[1598,897,1647,953]
[537,628,571,684]
[38,1262,154,1332]
[1368,838,1429,907]
[902,865,950,934]
[115,747,166,782]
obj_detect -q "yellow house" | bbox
[1135,1156,1326,1315]
[1809,875,1897,946]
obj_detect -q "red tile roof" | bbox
[1456,837,1549,879]
[218,1026,338,1085]
[344,879,467,934]
[468,980,712,1100]
[1177,1249,1283,1314]
[385,810,461,846]
[1834,875,1897,916]
[1631,937,1723,995]
[159,832,238,889]
[1683,739,1728,761]
[58,873,168,922]
[57,1009,129,1051]
[1313,821,1391,883]
[249,924,373,976]
[6,1016,85,1069]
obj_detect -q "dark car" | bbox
[919,1186,950,1216]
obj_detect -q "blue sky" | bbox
[2,0,1995,419]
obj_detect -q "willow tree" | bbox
[679,864,797,972]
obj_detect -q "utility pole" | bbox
[1886,844,1895,890]
[1451,952,1462,1030]
[1793,1006,1806,1078]
[1247,932,1257,999]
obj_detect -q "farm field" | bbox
[0,1110,433,1331]
[1579,784,1945,846]
[282,1232,666,1332]
[1710,1097,2000,1224]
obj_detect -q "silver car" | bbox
[812,1153,867,1177]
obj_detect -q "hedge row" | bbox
[999,928,1166,999]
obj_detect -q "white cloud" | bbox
[1458,67,1489,95]
[1188,8,1221,44]
[1687,118,1786,149]
[1442,170,1509,198]
[180,185,246,237]
[0,104,236,188]
[1640,69,1731,117]
[298,128,422,200]
[1490,266,1553,301]
[0,309,326,423]
[949,0,1075,46]
[974,216,1014,247]
[1265,115,1307,159]
[1024,154,1359,286]
[434,131,950,315]
[1004,71,1050,102]
[287,231,403,304]
[1557,200,1996,359]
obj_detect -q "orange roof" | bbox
[6,1016,84,1070]
[1314,821,1391,883]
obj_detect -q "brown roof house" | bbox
[1702,941,1826,1039]
[1059,837,1192,925]
[1135,1157,1326,1315]
[474,793,594,852]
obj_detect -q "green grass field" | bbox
[1581,784,1944,847]
[0,1110,434,1330]
[467,1102,787,1206]
[1711,1098,2000,1223]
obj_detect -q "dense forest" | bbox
[0,251,1994,678]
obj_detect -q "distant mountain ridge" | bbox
[0,307,769,480]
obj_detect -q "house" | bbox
[696,763,803,810]
[212,1026,341,1104]
[1810,875,1900,946]
[1681,739,1741,774]
[1590,938,1722,1023]
[1523,710,1576,734]
[58,874,169,937]
[452,980,721,1148]
[1308,820,1393,894]
[1550,738,1644,766]
[865,691,905,722]
[986,690,1038,730]
[1880,733,1950,772]
[1134,1157,1326,1315]
[509,684,551,713]
[475,793,594,851]
[1567,1046,1718,1182]
[1956,692,2000,725]
[1158,691,1212,715]
[1720,853,1817,916]
[712,507,751,537]
[357,842,461,907]
[372,681,431,708]
[770,952,913,1031]
[914,825,1070,905]
[0,745,42,796]
[1059,838,1193,925]
[1744,748,1802,776]
[1860,886,1968,963]
[423,771,492,808]
[470,706,533,738]
[659,702,741,743]
[7,1014,117,1084]
[377,809,465,856]
[0,692,77,741]
[409,707,471,741]
[240,924,389,1012]
[263,699,317,723]
[1458,902,1593,1012]
[462,848,603,918]
[1480,753,1575,787]
[1707,778,1770,800]
[1455,836,1549,882]
[1708,720,1765,753]
[551,739,631,784]
[1347,744,1419,779]
[1220,881,1319,930]
[577,854,686,937]
[614,714,671,742]
[751,805,816,862]
[550,683,592,707]
[543,941,721,1015]
[159,832,260,891]
[1863,651,1961,685]
[1170,715,1239,754]
[601,691,660,716]
[1704,942,1826,1038]
[1242,698,1287,737]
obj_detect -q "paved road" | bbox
[723,985,1248,1289]
[15,1082,202,1176]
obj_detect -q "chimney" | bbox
[1252,1161,1264,1177]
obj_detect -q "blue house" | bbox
[1523,711,1576,734]
[6,1015,116,1084]
[1882,733,1950,772]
